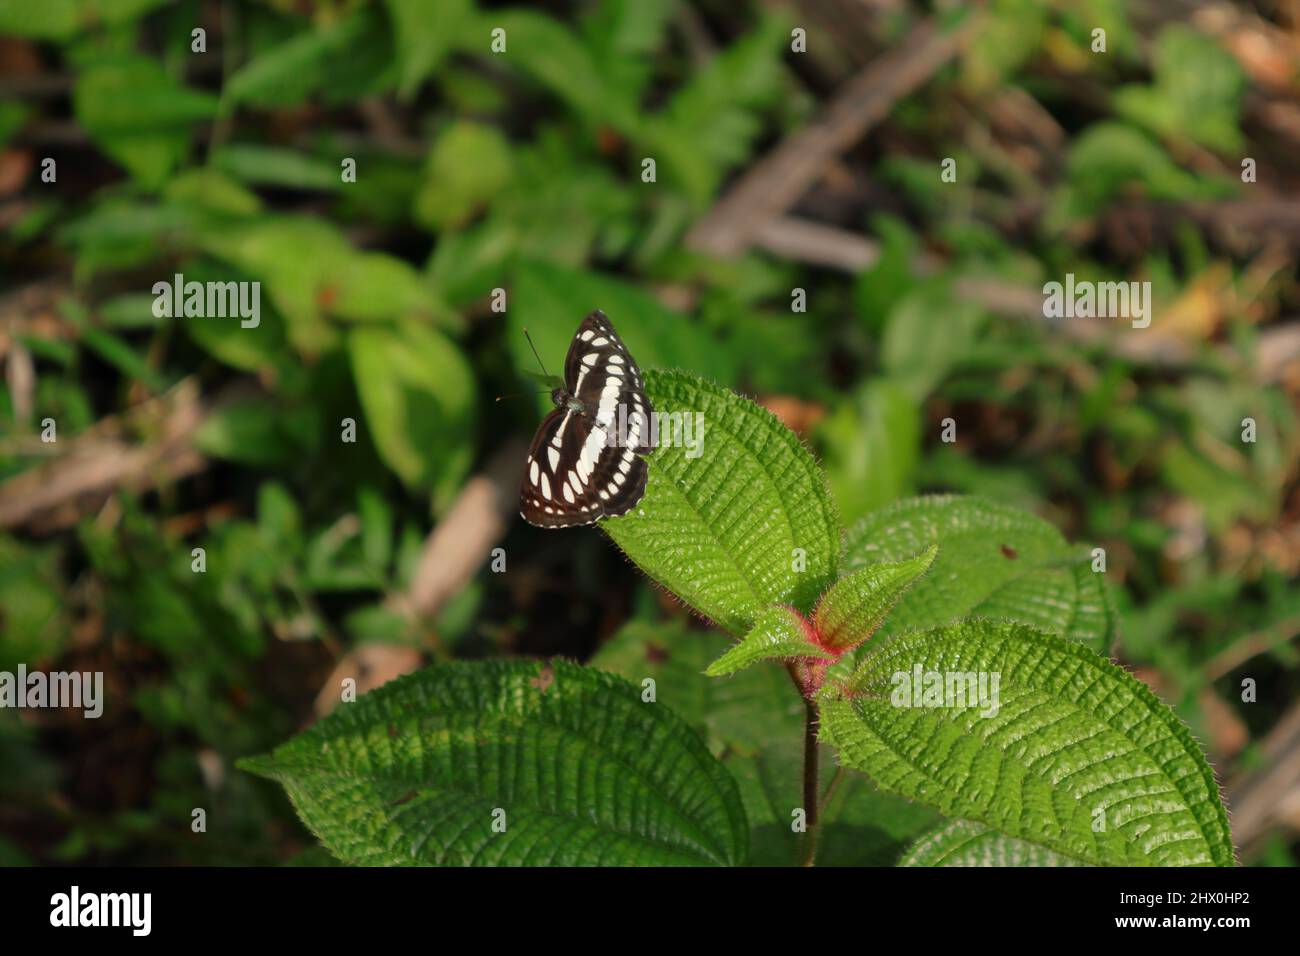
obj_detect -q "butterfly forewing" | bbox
[563,311,654,455]
[520,310,654,528]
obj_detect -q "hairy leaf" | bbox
[603,370,840,634]
[706,606,833,677]
[592,622,939,865]
[819,619,1235,866]
[591,622,801,754]
[841,495,1114,655]
[901,819,1087,867]
[241,659,748,866]
[814,544,936,651]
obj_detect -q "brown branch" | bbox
[752,214,1300,382]
[397,438,527,621]
[1226,701,1300,857]
[0,379,221,532]
[686,16,970,257]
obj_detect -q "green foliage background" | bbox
[0,0,1297,865]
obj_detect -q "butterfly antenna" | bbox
[495,388,553,402]
[522,328,551,380]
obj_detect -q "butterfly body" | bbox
[520,311,653,528]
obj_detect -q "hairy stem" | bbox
[801,697,820,866]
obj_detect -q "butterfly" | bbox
[519,310,654,528]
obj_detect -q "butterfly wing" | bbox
[563,309,654,456]
[521,310,653,529]
[520,407,606,528]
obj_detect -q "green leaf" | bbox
[480,9,633,128]
[414,121,513,231]
[591,621,802,755]
[77,326,167,393]
[240,659,748,866]
[1113,26,1245,152]
[385,0,474,97]
[211,145,342,192]
[1048,123,1232,227]
[900,819,1087,867]
[731,741,942,867]
[706,606,833,677]
[225,13,368,107]
[73,56,218,187]
[592,622,939,865]
[0,0,169,40]
[819,619,1235,866]
[639,14,787,203]
[603,370,839,635]
[0,537,71,670]
[348,323,475,508]
[814,544,937,652]
[842,495,1115,655]
[198,216,452,353]
[193,397,319,467]
[510,262,736,393]
[819,379,921,525]
[881,283,986,400]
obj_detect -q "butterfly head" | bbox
[551,387,583,412]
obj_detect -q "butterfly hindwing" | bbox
[520,408,605,527]
[520,310,654,528]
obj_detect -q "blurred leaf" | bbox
[357,486,393,574]
[882,282,986,400]
[348,323,475,508]
[1114,26,1245,152]
[414,121,513,231]
[73,55,218,187]
[164,168,262,216]
[385,0,474,98]
[0,0,169,39]
[225,11,368,107]
[640,13,786,202]
[99,293,165,329]
[0,538,70,670]
[510,261,736,395]
[960,0,1047,91]
[0,102,29,147]
[486,9,632,127]
[77,325,167,393]
[819,379,921,524]
[1048,123,1232,227]
[211,145,342,192]
[199,216,451,353]
[581,0,675,102]
[193,396,319,466]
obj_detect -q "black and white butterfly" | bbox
[520,310,653,528]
